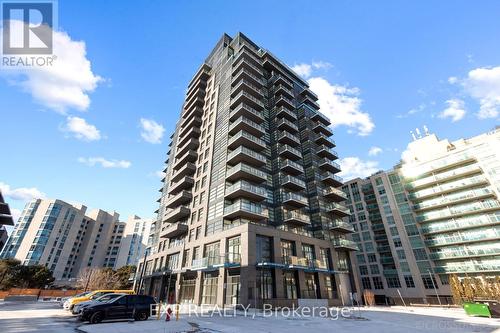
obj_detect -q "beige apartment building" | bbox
[115,215,152,268]
[1,198,150,282]
[136,33,358,308]
[346,127,500,305]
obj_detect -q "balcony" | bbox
[420,213,500,235]
[166,190,192,209]
[281,175,306,191]
[232,68,264,88]
[225,181,267,201]
[377,245,392,253]
[318,158,341,173]
[228,130,266,151]
[191,252,242,271]
[230,90,265,111]
[321,172,343,187]
[413,188,495,212]
[277,131,300,147]
[182,105,203,121]
[224,200,268,220]
[325,202,350,217]
[180,115,202,133]
[332,238,359,251]
[184,95,204,114]
[312,122,333,136]
[408,175,489,201]
[275,95,295,110]
[164,205,190,223]
[278,145,302,161]
[282,210,311,226]
[281,191,308,208]
[233,56,263,77]
[424,226,500,247]
[227,146,267,167]
[322,187,347,201]
[229,116,265,137]
[407,163,482,191]
[275,106,297,121]
[168,176,194,195]
[186,79,207,102]
[313,133,336,148]
[415,199,500,223]
[433,261,500,274]
[327,219,354,233]
[160,222,188,238]
[287,257,328,272]
[176,137,199,157]
[231,79,264,100]
[316,145,338,160]
[277,118,299,133]
[230,103,264,124]
[234,47,262,68]
[171,162,196,183]
[177,127,201,148]
[173,150,197,170]
[311,111,330,126]
[301,95,320,109]
[226,163,267,183]
[273,84,294,99]
[279,159,304,176]
[271,73,293,89]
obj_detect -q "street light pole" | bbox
[428,270,442,306]
[137,246,151,294]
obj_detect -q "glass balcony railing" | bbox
[281,191,308,205]
[332,238,359,251]
[409,175,489,200]
[321,172,343,185]
[227,146,267,165]
[277,118,299,132]
[191,252,242,270]
[278,145,302,159]
[408,163,482,190]
[230,90,265,109]
[228,130,266,149]
[404,152,476,180]
[433,259,500,274]
[279,159,304,174]
[230,103,264,123]
[282,209,311,224]
[232,68,265,87]
[429,243,500,260]
[324,202,350,216]
[229,116,265,134]
[226,163,267,181]
[231,78,264,98]
[424,225,500,247]
[322,187,347,200]
[416,199,500,223]
[280,174,306,188]
[224,199,268,219]
[226,180,267,198]
[413,188,494,211]
[420,212,500,234]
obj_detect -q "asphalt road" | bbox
[0,301,80,333]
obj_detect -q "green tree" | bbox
[14,265,54,288]
[114,265,136,289]
[0,258,21,290]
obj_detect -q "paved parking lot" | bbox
[1,302,500,333]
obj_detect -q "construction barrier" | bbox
[0,288,82,301]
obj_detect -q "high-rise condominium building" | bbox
[0,191,14,227]
[345,127,500,305]
[137,33,357,308]
[115,215,153,268]
[0,198,149,281]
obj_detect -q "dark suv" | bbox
[79,294,157,324]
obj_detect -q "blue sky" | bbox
[1,0,499,226]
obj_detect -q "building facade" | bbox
[346,127,500,305]
[137,33,357,308]
[0,198,149,281]
[0,191,14,227]
[115,215,152,268]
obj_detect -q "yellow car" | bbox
[65,290,135,310]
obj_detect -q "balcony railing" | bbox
[407,163,482,190]
[322,187,347,200]
[332,238,359,251]
[224,200,268,220]
[325,202,351,216]
[226,163,267,182]
[282,209,311,226]
[279,159,304,175]
[230,103,264,124]
[413,188,494,211]
[191,252,242,270]
[280,174,306,190]
[321,172,343,186]
[420,213,500,235]
[416,199,500,223]
[229,116,266,136]
[277,118,299,132]
[225,180,267,201]
[278,145,302,160]
[228,130,266,151]
[408,175,489,201]
[227,146,267,167]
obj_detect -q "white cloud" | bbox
[0,182,46,201]
[339,157,380,180]
[312,61,333,70]
[291,63,312,78]
[154,170,165,179]
[450,66,500,119]
[438,99,466,122]
[10,208,22,224]
[140,118,165,144]
[78,157,131,169]
[63,116,101,141]
[368,146,383,156]
[308,77,374,136]
[1,21,102,113]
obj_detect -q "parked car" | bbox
[79,294,157,324]
[65,289,135,310]
[61,291,92,308]
[72,293,125,315]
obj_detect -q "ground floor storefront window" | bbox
[201,272,218,304]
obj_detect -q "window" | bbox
[257,269,274,299]
[397,249,406,260]
[201,272,218,304]
[370,264,380,275]
[362,231,372,241]
[256,235,272,263]
[283,272,297,299]
[368,254,377,263]
[281,240,295,265]
[386,275,401,288]
[303,273,317,298]
[301,244,315,263]
[356,254,366,264]
[324,275,337,298]
[422,275,438,289]
[227,236,241,263]
[362,277,372,289]
[413,248,428,261]
[359,265,368,275]
[404,276,415,288]
[373,277,384,289]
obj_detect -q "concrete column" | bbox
[194,270,203,305]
